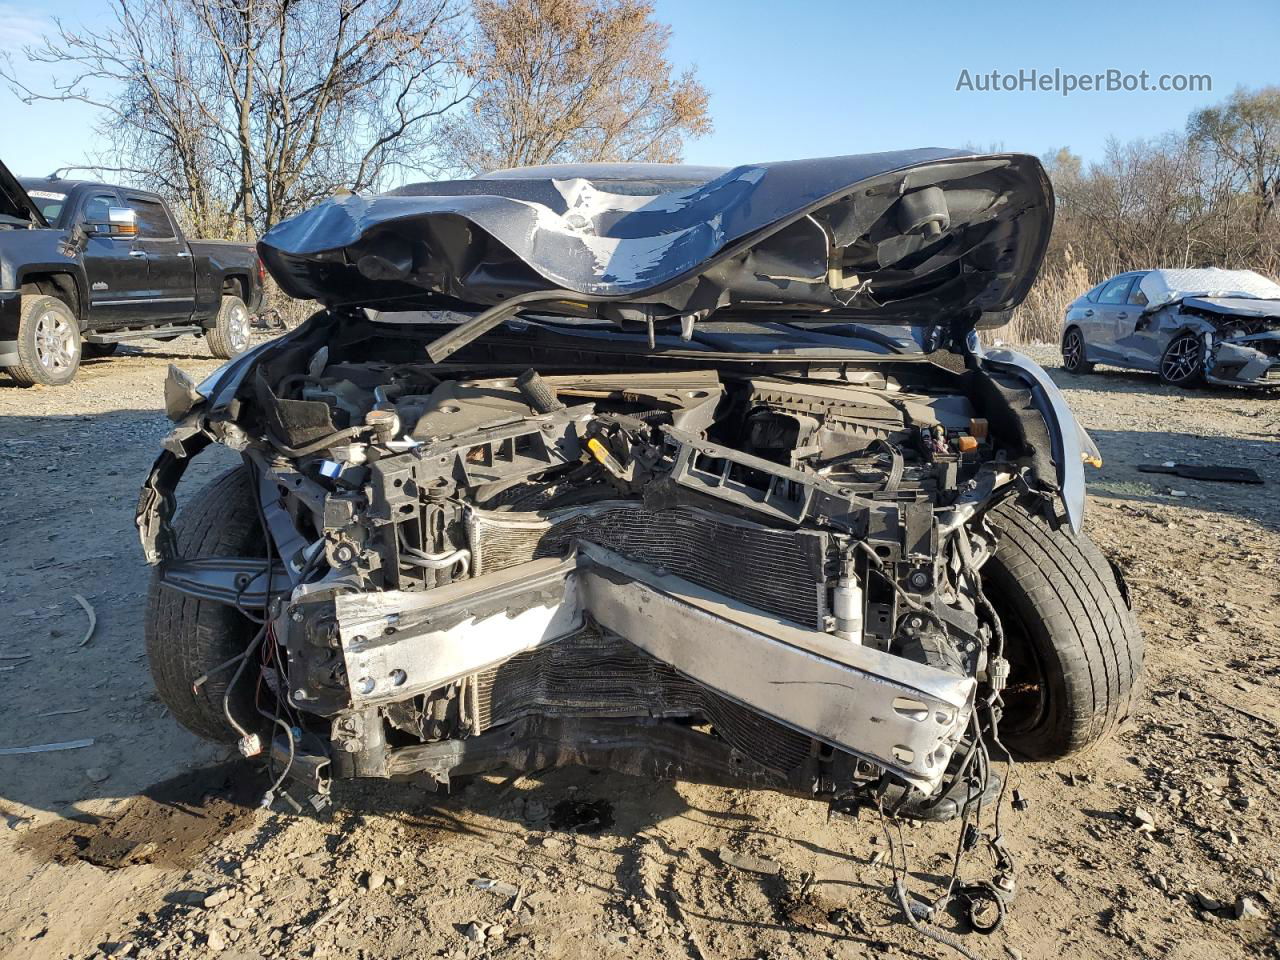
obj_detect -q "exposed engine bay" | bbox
[1184,304,1280,385]
[1191,309,1280,340]
[137,312,1080,831]
[274,363,997,796]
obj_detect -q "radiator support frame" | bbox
[333,544,975,793]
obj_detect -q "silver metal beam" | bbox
[332,547,975,792]
[335,556,582,706]
[574,543,974,792]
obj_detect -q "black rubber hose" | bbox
[267,426,364,458]
[516,368,565,413]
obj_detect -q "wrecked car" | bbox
[1061,267,1280,388]
[139,150,1142,850]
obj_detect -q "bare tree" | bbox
[1189,86,1280,234]
[3,0,469,239]
[440,0,711,175]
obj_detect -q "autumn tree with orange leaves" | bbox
[441,0,712,175]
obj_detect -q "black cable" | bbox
[985,701,1017,842]
[259,707,297,807]
[939,715,986,902]
[250,548,325,807]
[954,525,1019,841]
[870,439,905,493]
[266,425,364,458]
[221,624,267,741]
[232,575,268,624]
[238,456,279,625]
[232,462,324,804]
[877,804,984,960]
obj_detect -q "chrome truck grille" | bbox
[473,625,817,776]
[467,503,829,628]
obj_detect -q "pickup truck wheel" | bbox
[145,466,267,743]
[82,342,119,359]
[207,294,252,359]
[981,499,1143,760]
[9,295,82,386]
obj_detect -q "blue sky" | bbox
[655,0,1279,166]
[1,0,1277,181]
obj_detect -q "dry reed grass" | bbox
[1004,247,1092,345]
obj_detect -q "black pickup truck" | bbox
[0,159,264,385]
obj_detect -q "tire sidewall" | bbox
[17,295,82,386]
[209,294,251,359]
[981,528,1076,753]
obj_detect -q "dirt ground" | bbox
[1,339,1278,960]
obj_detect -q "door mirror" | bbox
[86,206,138,237]
[106,206,137,236]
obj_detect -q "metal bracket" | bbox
[255,462,310,580]
[663,425,878,533]
[159,557,289,607]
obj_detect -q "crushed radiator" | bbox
[468,503,829,628]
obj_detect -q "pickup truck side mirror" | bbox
[86,206,138,237]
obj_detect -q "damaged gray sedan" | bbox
[1061,268,1280,388]
[139,151,1142,838]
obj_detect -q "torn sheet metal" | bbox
[258,151,1053,331]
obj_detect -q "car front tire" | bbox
[1159,332,1204,388]
[8,295,82,386]
[981,498,1143,759]
[145,466,267,743]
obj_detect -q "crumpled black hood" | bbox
[259,149,1053,331]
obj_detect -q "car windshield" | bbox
[17,185,67,225]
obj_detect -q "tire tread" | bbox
[984,500,1143,758]
[144,466,264,742]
